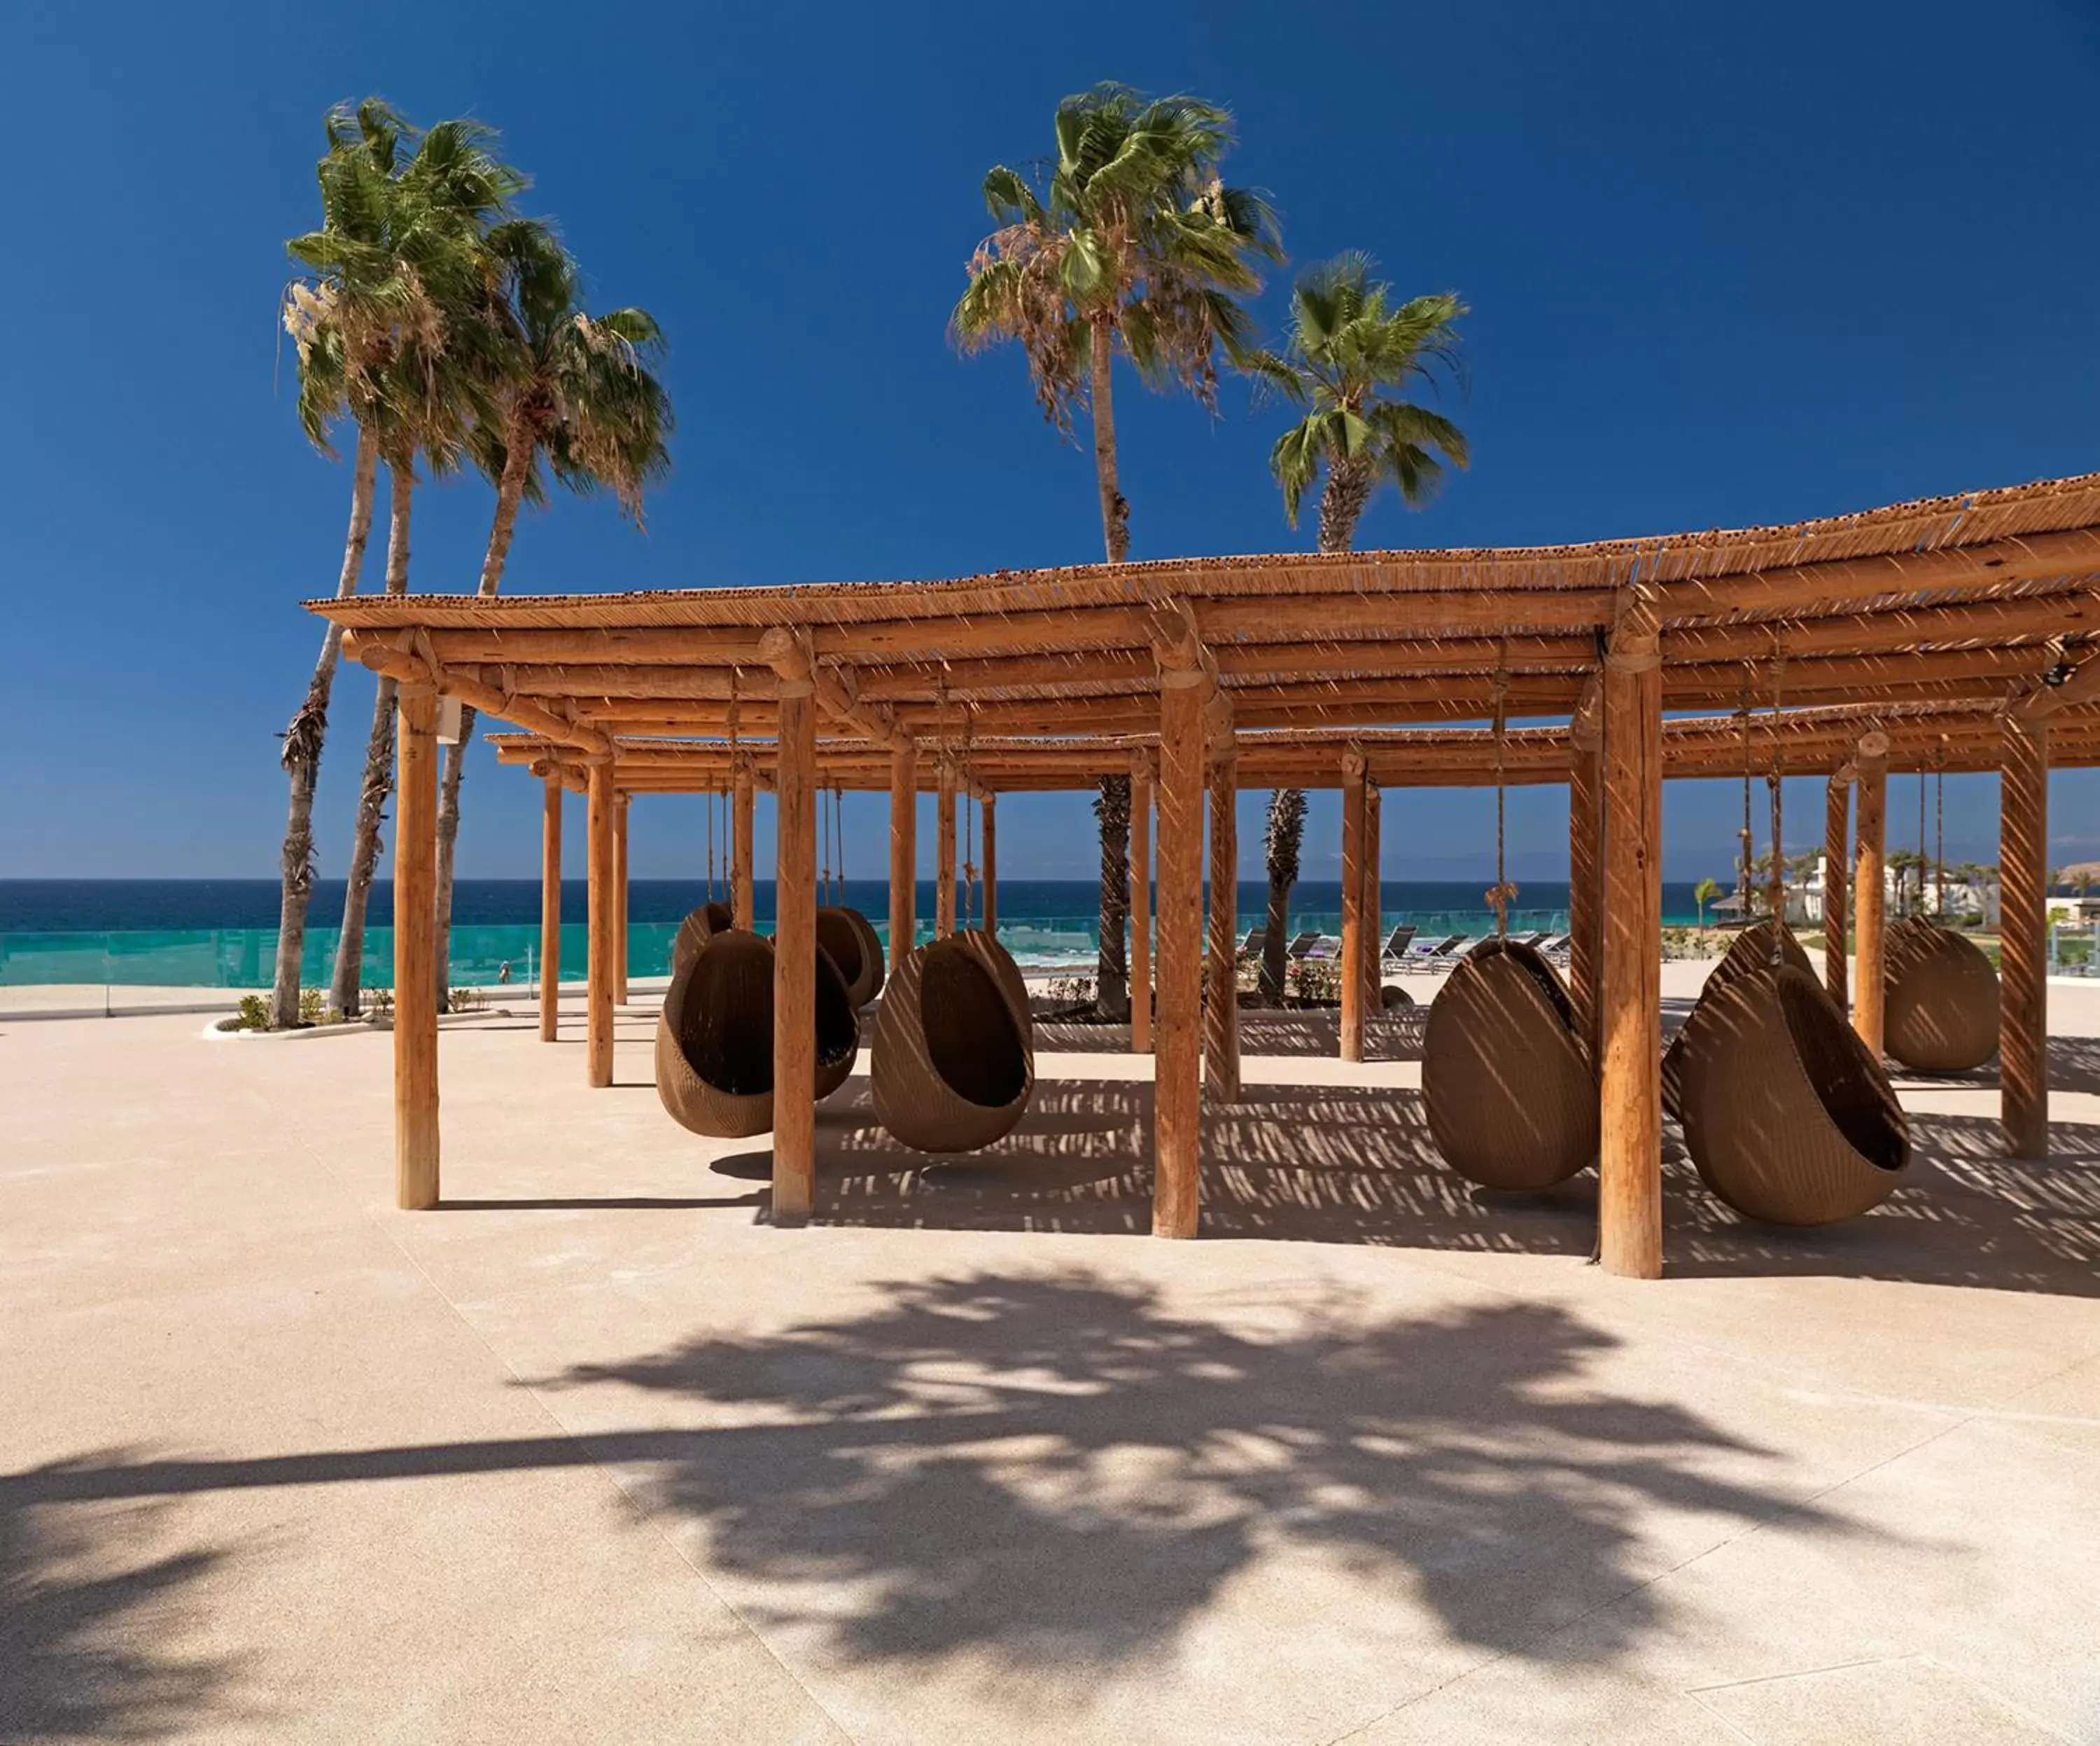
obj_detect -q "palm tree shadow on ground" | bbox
[542,1275,1875,1677]
[0,1482,241,1745]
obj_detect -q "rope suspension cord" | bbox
[1739,664,1755,919]
[961,709,979,928]
[1935,758,1946,921]
[1917,765,1928,922]
[1485,650,1516,937]
[1766,643,1787,958]
[706,784,717,902]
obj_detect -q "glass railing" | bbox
[0,906,1575,1005]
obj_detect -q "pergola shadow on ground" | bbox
[1,1276,1892,1726]
[699,1075,2100,1297]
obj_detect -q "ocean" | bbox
[0,879,1712,989]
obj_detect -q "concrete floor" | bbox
[5,970,2100,1745]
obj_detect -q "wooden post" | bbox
[1130,752,1154,1054]
[1339,747,1367,1062]
[586,760,616,1089]
[539,772,561,1042]
[1204,715,1240,1102]
[394,690,440,1209]
[2001,714,2050,1159]
[773,676,818,1220]
[1359,783,1382,1024]
[612,792,630,1006]
[1569,701,1603,1050]
[732,757,755,930]
[1154,673,1208,1236]
[888,742,916,970]
[935,758,958,938]
[1823,769,1851,1011]
[1599,639,1662,1279]
[981,792,998,933]
[1853,749,1888,1054]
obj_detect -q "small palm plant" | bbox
[1693,877,1722,935]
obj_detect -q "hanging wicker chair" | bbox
[816,905,883,1008]
[1422,937,1598,1190]
[655,929,861,1138]
[846,907,886,1004]
[1883,915,2000,1072]
[1662,921,1816,1120]
[671,902,734,975]
[871,928,1035,1152]
[1675,961,1910,1225]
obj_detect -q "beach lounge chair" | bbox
[1538,933,1572,959]
[1409,933,1462,961]
[1284,930,1324,960]
[1302,935,1343,960]
[1419,933,1470,965]
[1378,925,1418,963]
[1238,926,1266,961]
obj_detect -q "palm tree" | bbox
[269,101,414,1029]
[953,83,1279,1017]
[288,112,526,1020]
[431,222,673,995]
[1249,253,1469,991]
[1693,876,1722,933]
[1261,787,1307,998]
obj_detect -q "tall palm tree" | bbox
[289,113,526,1020]
[1250,254,1468,986]
[269,100,414,1029]
[953,83,1279,1017]
[1260,786,1306,998]
[1693,876,1722,933]
[432,222,673,995]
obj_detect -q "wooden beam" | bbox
[1154,672,1208,1238]
[586,760,616,1089]
[1204,717,1240,1103]
[394,689,441,1210]
[612,793,631,1007]
[981,792,999,933]
[342,630,613,755]
[1359,783,1382,1029]
[1599,636,1662,1279]
[935,757,957,938]
[540,774,562,1043]
[1823,769,1850,1012]
[1130,751,1154,1055]
[1338,746,1367,1063]
[772,671,818,1221]
[1568,681,1603,1050]
[1670,590,2100,662]
[888,743,916,971]
[1852,742,1889,1055]
[732,756,756,929]
[2001,713,2050,1159]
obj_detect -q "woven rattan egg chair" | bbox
[816,905,882,1008]
[1883,914,2000,1073]
[871,928,1035,1152]
[1422,936,1598,1190]
[1662,920,1816,1121]
[671,902,734,976]
[1675,961,1910,1225]
[656,930,860,1137]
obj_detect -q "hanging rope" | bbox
[1917,767,1928,922]
[1740,664,1755,916]
[706,784,717,902]
[960,708,979,927]
[1485,652,1516,935]
[1765,645,1786,953]
[1935,759,1947,921]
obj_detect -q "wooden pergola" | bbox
[311,472,2100,1276]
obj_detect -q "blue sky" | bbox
[4,0,2098,885]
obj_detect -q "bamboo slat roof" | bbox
[309,473,2100,769]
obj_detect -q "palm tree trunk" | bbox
[1261,879,1291,1001]
[434,414,538,999]
[1087,314,1130,564]
[270,428,378,1027]
[1095,776,1131,1021]
[1317,461,1373,557]
[330,459,413,1018]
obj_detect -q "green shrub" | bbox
[298,986,326,1025]
[366,986,394,1020]
[232,993,270,1031]
[445,986,486,1014]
